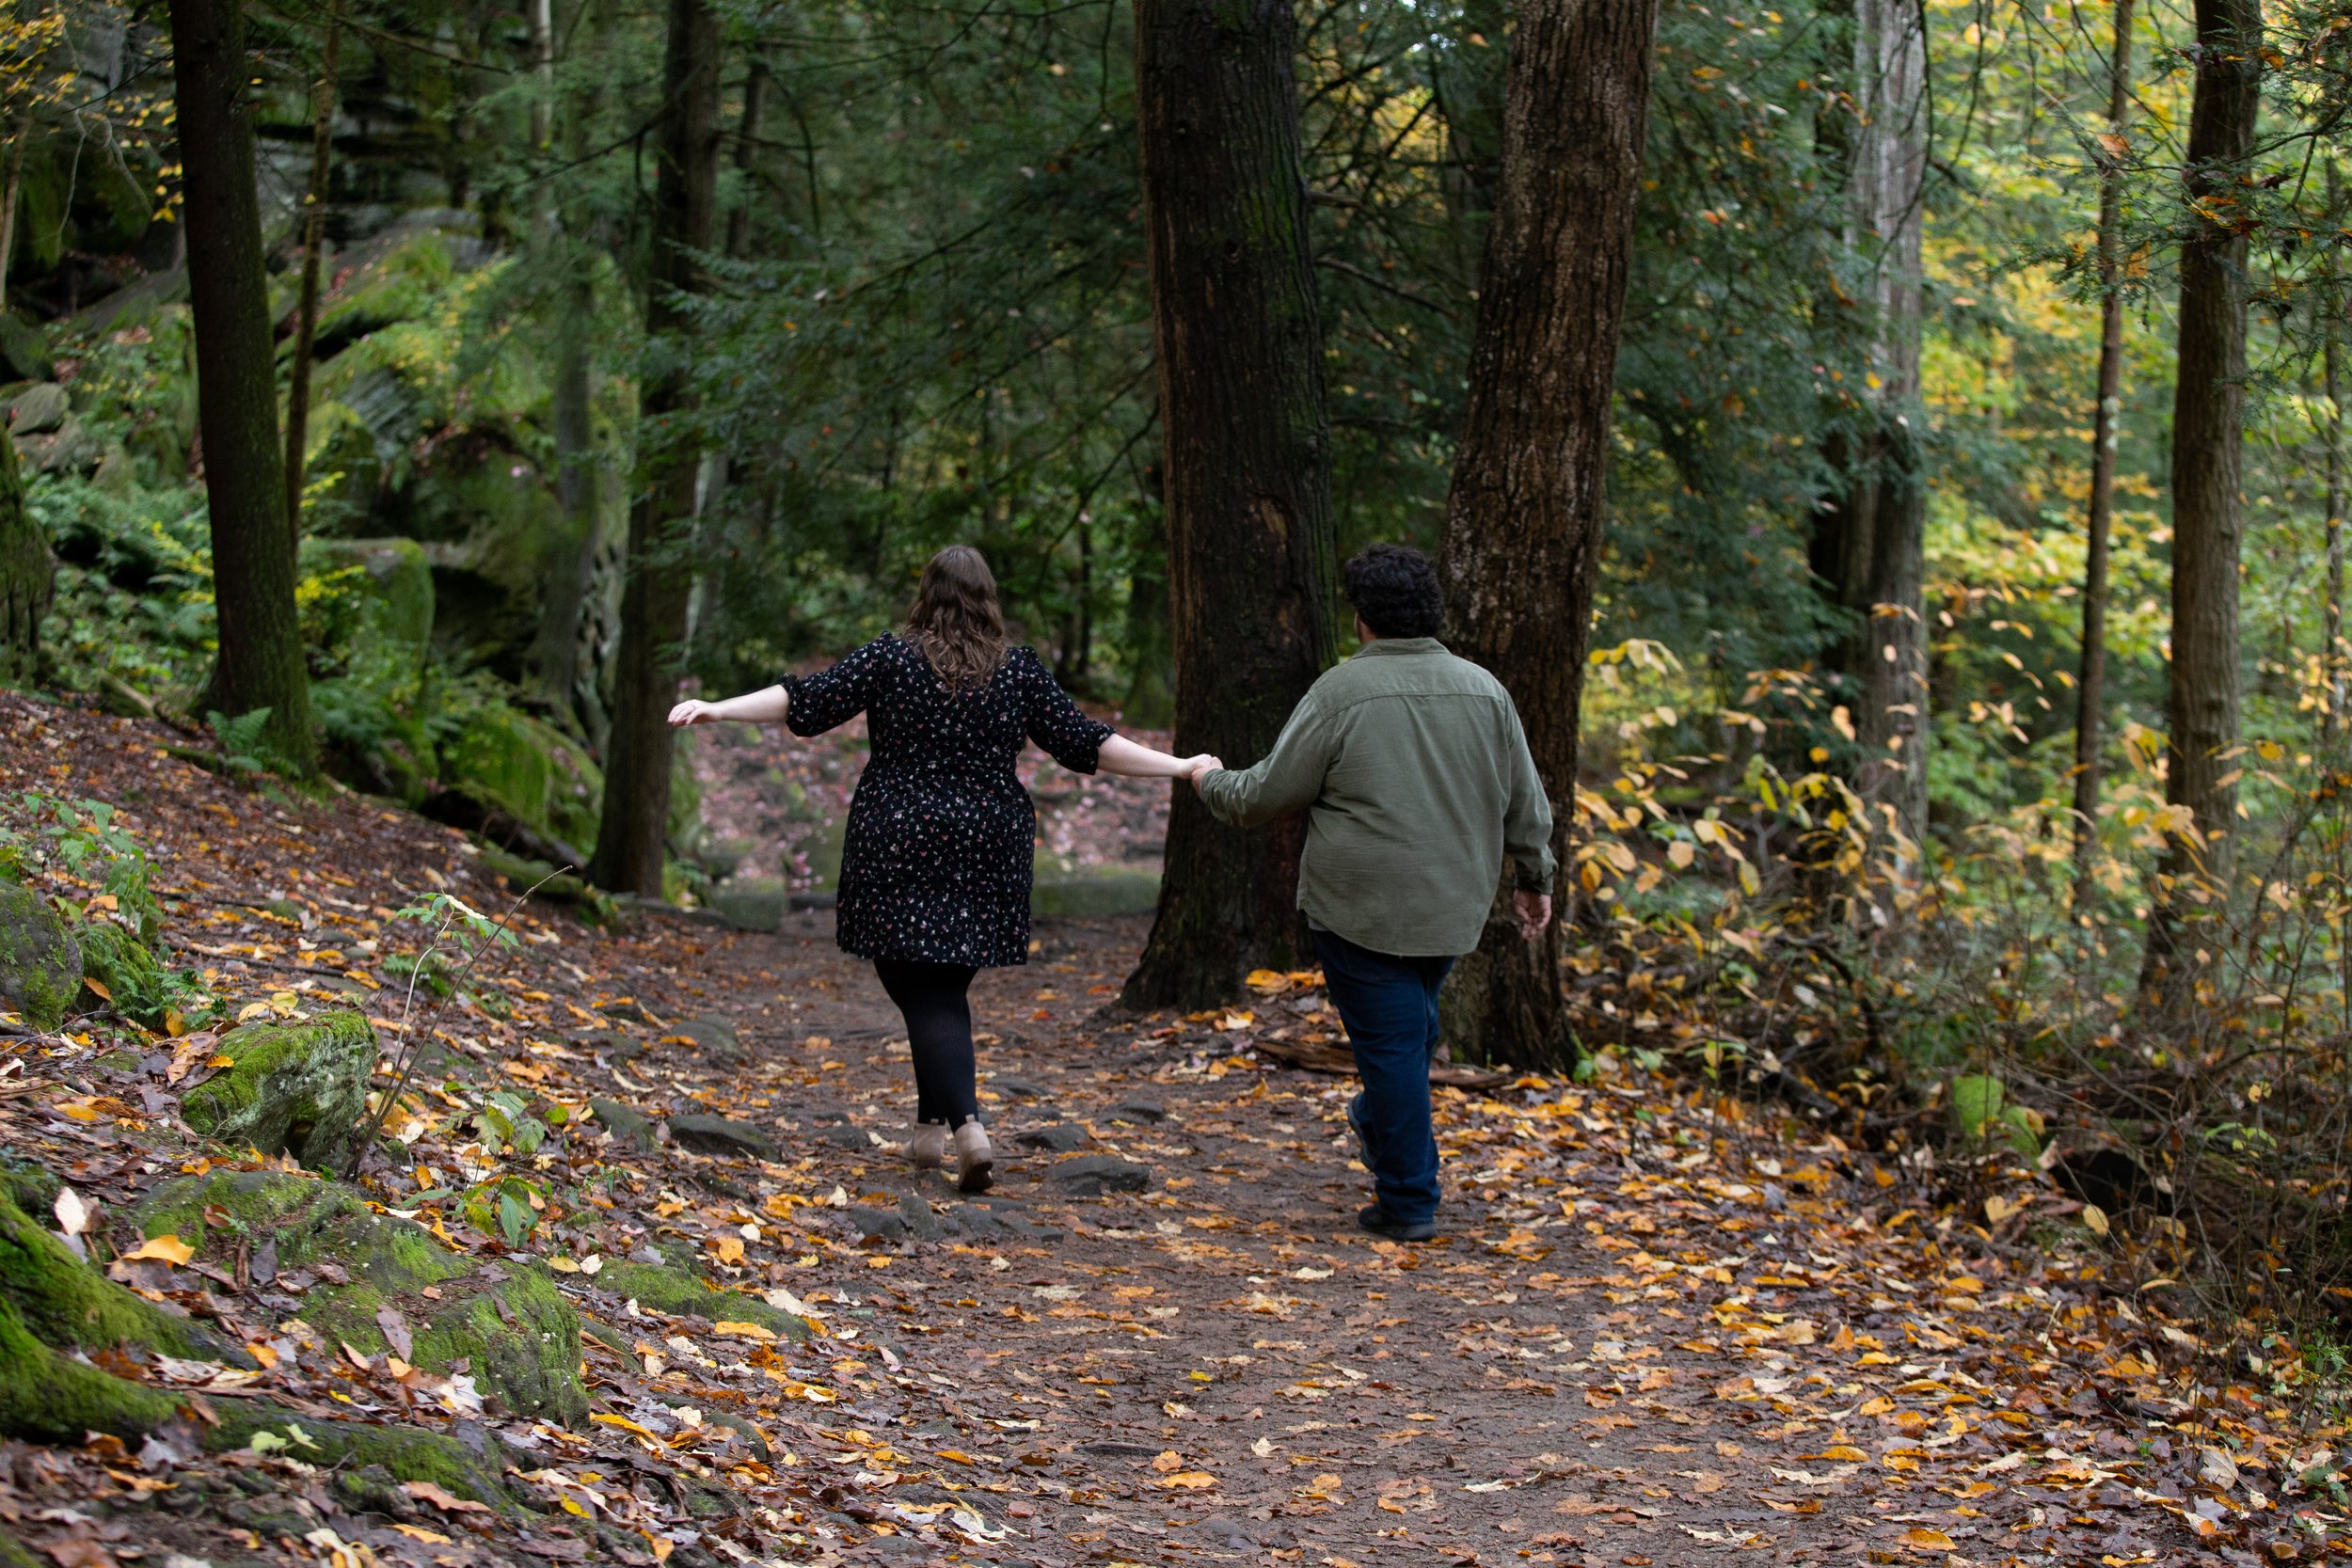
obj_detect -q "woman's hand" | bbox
[668,699,722,727]
[667,686,791,727]
[1185,754,1223,790]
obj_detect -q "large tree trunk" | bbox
[2071,0,2135,900]
[283,0,342,546]
[168,0,316,771]
[2143,0,2263,994]
[589,0,721,895]
[1434,0,1661,1069]
[2325,162,2346,751]
[0,428,48,686]
[1120,0,1338,1010]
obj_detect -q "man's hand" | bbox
[1186,754,1224,792]
[1513,888,1552,943]
[668,700,721,727]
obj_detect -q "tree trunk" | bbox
[2325,163,2345,750]
[2144,0,2263,992]
[1433,0,1661,1070]
[0,106,31,314]
[1844,0,1931,863]
[2071,0,2134,900]
[588,0,721,895]
[725,57,765,261]
[0,426,48,686]
[283,0,342,546]
[1120,0,1338,1010]
[168,0,316,771]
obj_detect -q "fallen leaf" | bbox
[119,1234,194,1265]
[401,1481,491,1515]
[1899,1527,1955,1550]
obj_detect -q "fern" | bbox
[206,707,276,776]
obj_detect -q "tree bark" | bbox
[168,0,316,770]
[0,423,48,686]
[1433,0,1661,1069]
[1120,0,1338,1009]
[1845,0,1931,863]
[2144,0,2263,990]
[282,0,342,546]
[588,0,721,895]
[2071,0,2134,900]
[0,105,31,314]
[2325,163,2345,750]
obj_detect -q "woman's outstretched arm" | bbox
[1096,734,1220,781]
[669,686,791,726]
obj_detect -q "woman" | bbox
[669,546,1211,1193]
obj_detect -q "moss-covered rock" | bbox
[0,316,51,384]
[137,1169,587,1425]
[437,702,603,862]
[178,1010,376,1171]
[594,1259,809,1342]
[203,1403,516,1508]
[0,883,78,1031]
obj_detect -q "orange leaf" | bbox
[119,1234,194,1265]
[1899,1528,1954,1550]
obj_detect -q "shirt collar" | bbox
[1352,636,1446,658]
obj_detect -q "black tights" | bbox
[874,958,980,1129]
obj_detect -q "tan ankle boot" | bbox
[953,1121,994,1194]
[908,1123,947,1170]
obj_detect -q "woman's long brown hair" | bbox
[904,546,1009,694]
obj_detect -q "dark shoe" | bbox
[1358,1204,1436,1243]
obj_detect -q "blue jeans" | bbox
[1314,928,1455,1226]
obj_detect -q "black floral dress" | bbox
[783,636,1115,968]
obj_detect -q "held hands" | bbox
[667,700,722,727]
[1184,754,1223,792]
[1513,888,1552,944]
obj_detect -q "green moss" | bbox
[137,1170,584,1423]
[204,1404,515,1509]
[179,1009,377,1171]
[0,883,79,1031]
[0,1189,222,1360]
[596,1260,809,1343]
[0,1295,182,1442]
[438,703,604,861]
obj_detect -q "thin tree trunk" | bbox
[1846,0,1931,865]
[168,0,316,771]
[725,57,765,261]
[1121,0,1338,1009]
[2071,0,2134,900]
[588,0,721,895]
[282,0,342,546]
[2325,164,2346,750]
[0,420,49,685]
[1434,0,1661,1070]
[2143,0,2263,996]
[530,0,599,725]
[0,105,32,314]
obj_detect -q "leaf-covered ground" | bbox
[1,691,2347,1568]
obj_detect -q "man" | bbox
[1189,544,1554,1242]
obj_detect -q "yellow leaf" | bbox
[1807,1445,1868,1463]
[592,1413,658,1439]
[53,1099,103,1123]
[1243,970,1291,993]
[83,976,114,1002]
[1899,1527,1954,1550]
[547,1255,580,1274]
[712,1236,746,1265]
[560,1497,591,1518]
[1983,1195,2013,1225]
[2081,1203,2110,1238]
[713,1320,776,1341]
[237,1002,273,1022]
[644,1533,674,1563]
[120,1234,195,1265]
[389,1525,453,1544]
[935,1449,975,1465]
[1667,840,1695,869]
[1159,1470,1216,1489]
[1151,1450,1184,1473]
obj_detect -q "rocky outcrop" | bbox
[0,883,79,1031]
[177,1009,377,1171]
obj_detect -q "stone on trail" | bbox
[1013,1123,1090,1152]
[0,883,80,1032]
[660,1016,743,1067]
[1045,1153,1151,1196]
[898,1192,943,1242]
[815,1122,875,1150]
[667,1113,779,1160]
[1105,1099,1168,1124]
[589,1097,660,1151]
[847,1204,908,1241]
[177,1008,376,1172]
[989,1075,1053,1101]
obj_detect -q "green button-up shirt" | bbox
[1197,637,1556,958]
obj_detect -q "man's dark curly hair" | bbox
[1343,544,1443,640]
